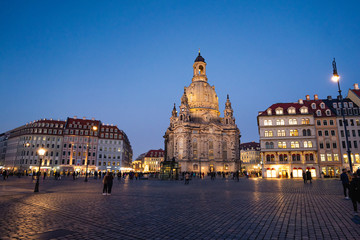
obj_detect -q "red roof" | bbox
[145,149,164,158]
[259,98,336,117]
[351,89,360,98]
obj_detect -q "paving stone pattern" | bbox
[0,176,359,239]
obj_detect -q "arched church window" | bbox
[222,141,227,160]
[199,65,204,75]
[193,139,198,159]
[209,139,214,159]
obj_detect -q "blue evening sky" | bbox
[1,0,360,158]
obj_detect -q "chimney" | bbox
[298,99,303,104]
[91,117,95,120]
[314,94,318,100]
[306,95,310,100]
[74,116,77,119]
[83,117,86,120]
[354,83,359,90]
[327,96,332,100]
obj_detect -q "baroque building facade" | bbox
[1,116,133,173]
[164,52,240,173]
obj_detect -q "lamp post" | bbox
[34,148,46,192]
[332,58,353,173]
[85,125,98,182]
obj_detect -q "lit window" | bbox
[276,108,283,115]
[289,119,297,125]
[334,154,339,161]
[277,130,285,137]
[290,129,298,137]
[327,154,332,161]
[276,119,285,125]
[300,107,308,114]
[320,154,325,161]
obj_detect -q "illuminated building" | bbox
[1,116,132,173]
[258,100,317,178]
[324,84,360,172]
[305,95,342,177]
[164,52,241,173]
[240,142,260,173]
[143,149,164,172]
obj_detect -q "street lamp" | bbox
[85,125,98,182]
[34,148,46,192]
[332,58,353,173]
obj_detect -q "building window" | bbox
[327,154,332,161]
[320,154,325,161]
[290,129,298,137]
[276,108,283,115]
[316,110,321,116]
[334,154,339,161]
[323,120,328,126]
[324,130,329,136]
[277,130,285,137]
[289,119,297,125]
[317,120,321,126]
[333,142,337,148]
[318,131,322,136]
[331,130,335,136]
[264,120,272,126]
[319,143,324,149]
[278,142,286,148]
[276,119,285,125]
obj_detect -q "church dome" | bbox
[186,81,220,118]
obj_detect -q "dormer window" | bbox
[349,102,353,108]
[320,103,325,109]
[276,108,283,115]
[344,102,348,108]
[300,107,308,114]
[311,103,316,109]
[333,103,337,108]
[325,110,331,116]
[316,110,321,116]
[267,109,272,115]
[288,107,296,114]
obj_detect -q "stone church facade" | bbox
[164,52,241,173]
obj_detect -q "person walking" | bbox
[303,171,307,183]
[349,169,360,216]
[185,172,190,185]
[341,168,350,199]
[306,170,312,184]
[103,172,114,195]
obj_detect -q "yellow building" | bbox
[143,149,164,172]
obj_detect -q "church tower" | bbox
[223,95,235,125]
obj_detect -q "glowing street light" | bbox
[34,148,46,192]
[331,58,353,173]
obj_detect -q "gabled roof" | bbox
[145,149,164,158]
[258,103,309,116]
[240,141,260,150]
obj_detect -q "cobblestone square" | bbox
[0,176,359,240]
